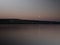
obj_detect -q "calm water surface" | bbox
[0,24,60,45]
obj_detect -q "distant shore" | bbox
[0,19,60,24]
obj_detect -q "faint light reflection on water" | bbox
[0,24,60,45]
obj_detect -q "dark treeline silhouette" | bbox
[0,19,60,24]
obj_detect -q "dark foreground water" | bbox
[0,24,60,45]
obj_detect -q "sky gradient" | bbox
[0,0,60,21]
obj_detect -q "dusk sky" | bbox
[0,0,60,21]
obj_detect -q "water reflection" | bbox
[0,24,60,45]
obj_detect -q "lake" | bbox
[0,24,60,45]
